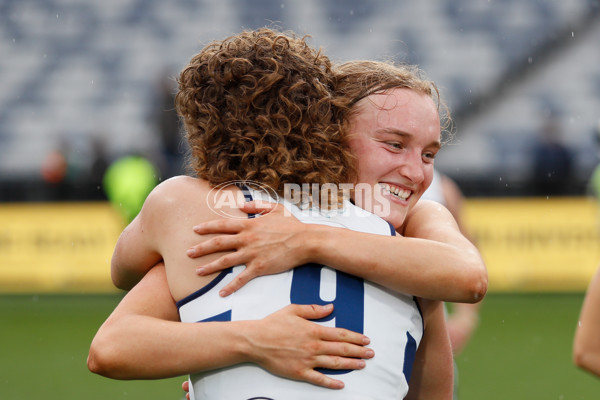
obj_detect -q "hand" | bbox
[179,304,373,390]
[182,380,190,400]
[249,303,373,389]
[188,201,312,296]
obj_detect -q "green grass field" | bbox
[0,294,185,400]
[455,293,599,399]
[0,293,597,399]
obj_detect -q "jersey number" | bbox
[290,263,364,375]
[289,263,417,383]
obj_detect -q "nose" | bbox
[398,150,425,184]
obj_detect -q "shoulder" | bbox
[400,199,454,236]
[145,175,211,206]
[409,199,451,220]
[151,175,210,193]
[143,176,247,222]
[135,176,212,224]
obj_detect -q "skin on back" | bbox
[111,176,247,301]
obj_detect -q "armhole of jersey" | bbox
[175,267,234,309]
[177,185,257,310]
[391,221,423,331]
[388,222,397,236]
[413,296,425,331]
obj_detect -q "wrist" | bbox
[297,224,331,265]
[233,320,263,364]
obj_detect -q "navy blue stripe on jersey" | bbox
[176,267,233,309]
[413,296,424,330]
[199,310,232,322]
[237,184,258,219]
[403,332,417,382]
[388,222,396,236]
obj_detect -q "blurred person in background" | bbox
[42,133,110,201]
[41,136,70,201]
[531,113,573,197]
[87,135,110,200]
[89,28,486,399]
[573,264,600,378]
[575,122,600,378]
[153,70,188,180]
[586,121,600,200]
[102,153,159,224]
[421,169,481,399]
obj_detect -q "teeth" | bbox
[380,183,410,200]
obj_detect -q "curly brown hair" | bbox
[332,60,453,144]
[175,28,355,197]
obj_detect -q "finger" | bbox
[182,380,191,400]
[197,252,248,276]
[317,340,375,360]
[240,200,279,215]
[318,326,371,346]
[288,303,335,320]
[219,268,256,296]
[193,218,247,235]
[301,369,345,389]
[187,235,242,258]
[315,354,368,371]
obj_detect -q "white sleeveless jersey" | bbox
[177,189,423,400]
[421,169,445,205]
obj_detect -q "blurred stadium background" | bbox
[1,0,600,399]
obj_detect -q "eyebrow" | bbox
[376,128,442,149]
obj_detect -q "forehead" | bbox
[351,88,440,137]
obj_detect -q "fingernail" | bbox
[219,290,229,297]
[358,360,366,368]
[362,337,370,345]
[196,267,204,275]
[365,349,374,358]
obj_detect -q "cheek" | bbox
[423,168,434,190]
[350,150,378,183]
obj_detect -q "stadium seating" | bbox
[0,0,598,197]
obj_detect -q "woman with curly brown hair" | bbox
[89,28,485,399]
[176,29,355,198]
[185,59,483,302]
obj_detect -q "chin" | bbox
[375,211,405,231]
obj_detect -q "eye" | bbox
[423,151,437,162]
[386,141,404,150]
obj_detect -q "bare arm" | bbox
[437,173,481,353]
[110,181,169,290]
[319,199,486,303]
[88,264,374,388]
[189,200,487,303]
[110,176,225,292]
[573,265,600,377]
[446,302,480,355]
[405,298,454,400]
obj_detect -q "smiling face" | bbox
[348,87,441,229]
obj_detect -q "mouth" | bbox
[379,183,412,201]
